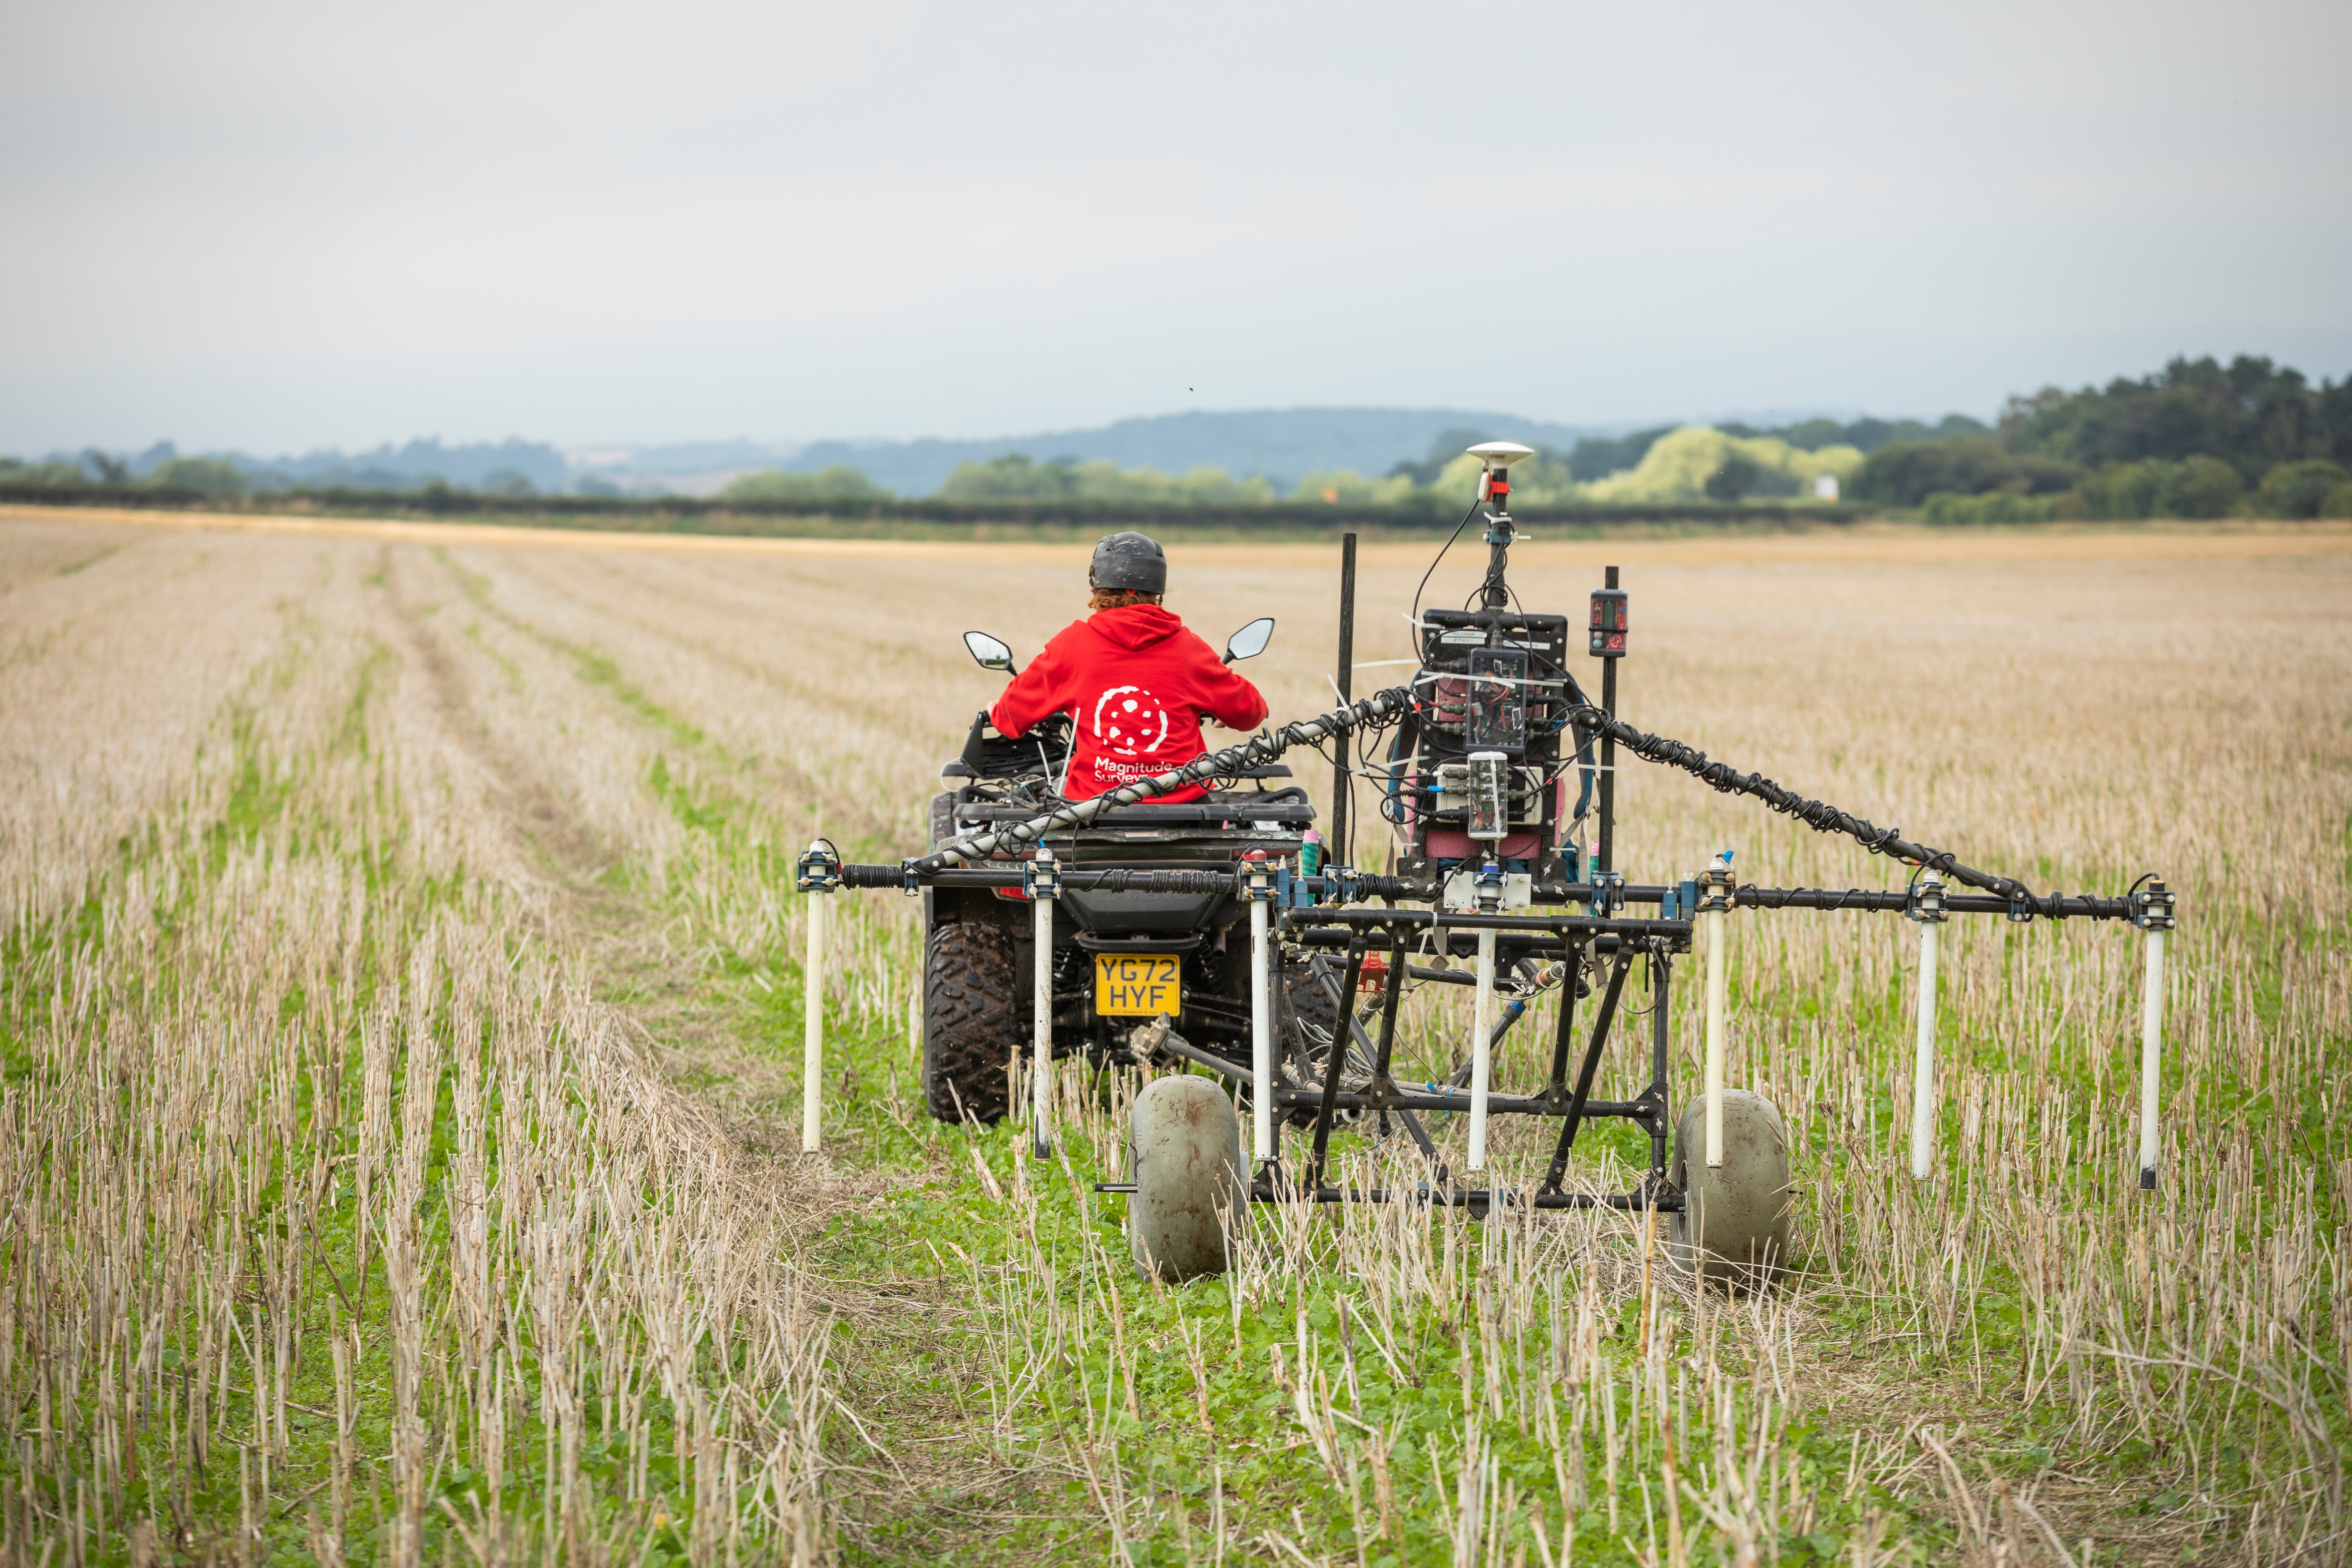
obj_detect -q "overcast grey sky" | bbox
[3,0,2346,453]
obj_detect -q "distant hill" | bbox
[224,437,570,492]
[64,408,1897,500]
[774,408,1610,496]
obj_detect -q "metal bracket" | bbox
[899,858,923,896]
[1627,1082,1670,1139]
[794,839,842,892]
[2004,885,2036,924]
[1694,861,1732,915]
[1593,870,1626,916]
[1024,845,1060,901]
[1905,873,1947,924]
[1239,851,1278,902]
[2128,878,2176,931]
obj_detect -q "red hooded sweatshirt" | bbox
[990,605,1269,802]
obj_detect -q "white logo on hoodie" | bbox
[1092,685,1169,759]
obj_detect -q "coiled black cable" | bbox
[1566,705,2025,900]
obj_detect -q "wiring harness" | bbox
[1565,705,2025,900]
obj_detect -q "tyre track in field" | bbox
[387,541,1080,1564]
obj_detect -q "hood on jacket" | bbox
[1086,604,1186,652]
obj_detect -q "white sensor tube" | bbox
[1909,922,1940,1180]
[1468,928,1498,1171]
[1703,904,1728,1168]
[2138,926,2165,1185]
[802,890,825,1153]
[1033,891,1055,1155]
[1251,899,1273,1162]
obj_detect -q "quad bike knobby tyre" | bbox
[1667,1090,1792,1290]
[922,919,1019,1124]
[1128,1076,1245,1281]
[1277,962,1346,1128]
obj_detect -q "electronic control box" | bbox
[1403,610,1577,879]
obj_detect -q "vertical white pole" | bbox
[1032,890,1054,1156]
[2138,925,2165,1186]
[1468,928,1497,1171]
[1909,922,1939,1180]
[801,889,825,1152]
[1703,904,1728,1168]
[1250,898,1273,1162]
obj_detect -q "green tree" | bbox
[937,453,1079,500]
[2255,460,2351,519]
[147,456,247,496]
[1704,452,1762,502]
[1999,355,2345,479]
[936,453,1273,505]
[1562,426,1673,479]
[719,465,885,503]
[0,457,95,487]
[1852,437,2077,507]
[1586,427,1861,505]
[2172,456,2246,518]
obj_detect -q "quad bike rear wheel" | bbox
[1666,1090,1792,1290]
[923,918,1019,1124]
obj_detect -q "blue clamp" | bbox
[795,839,841,893]
[1591,870,1625,917]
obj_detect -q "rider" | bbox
[989,532,1269,803]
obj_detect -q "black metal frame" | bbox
[804,486,2171,1218]
[1085,903,1691,1213]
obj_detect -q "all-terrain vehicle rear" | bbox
[920,622,1336,1123]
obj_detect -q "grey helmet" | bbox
[1089,531,1167,595]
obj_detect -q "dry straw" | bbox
[2,518,2346,1561]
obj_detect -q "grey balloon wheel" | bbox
[1127,1075,1246,1282]
[1667,1090,1793,1290]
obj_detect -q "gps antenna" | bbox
[1466,441,1535,613]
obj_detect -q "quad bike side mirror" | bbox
[963,631,1018,674]
[1223,617,1275,664]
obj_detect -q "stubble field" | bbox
[2,508,2347,1567]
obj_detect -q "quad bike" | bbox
[800,443,2176,1290]
[919,617,1343,1128]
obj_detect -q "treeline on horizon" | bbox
[10,355,2351,522]
[720,413,1976,513]
[721,357,2352,520]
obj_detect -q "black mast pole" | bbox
[1597,564,1619,876]
[1333,532,1357,865]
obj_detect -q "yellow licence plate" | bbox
[1094,954,1183,1017]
